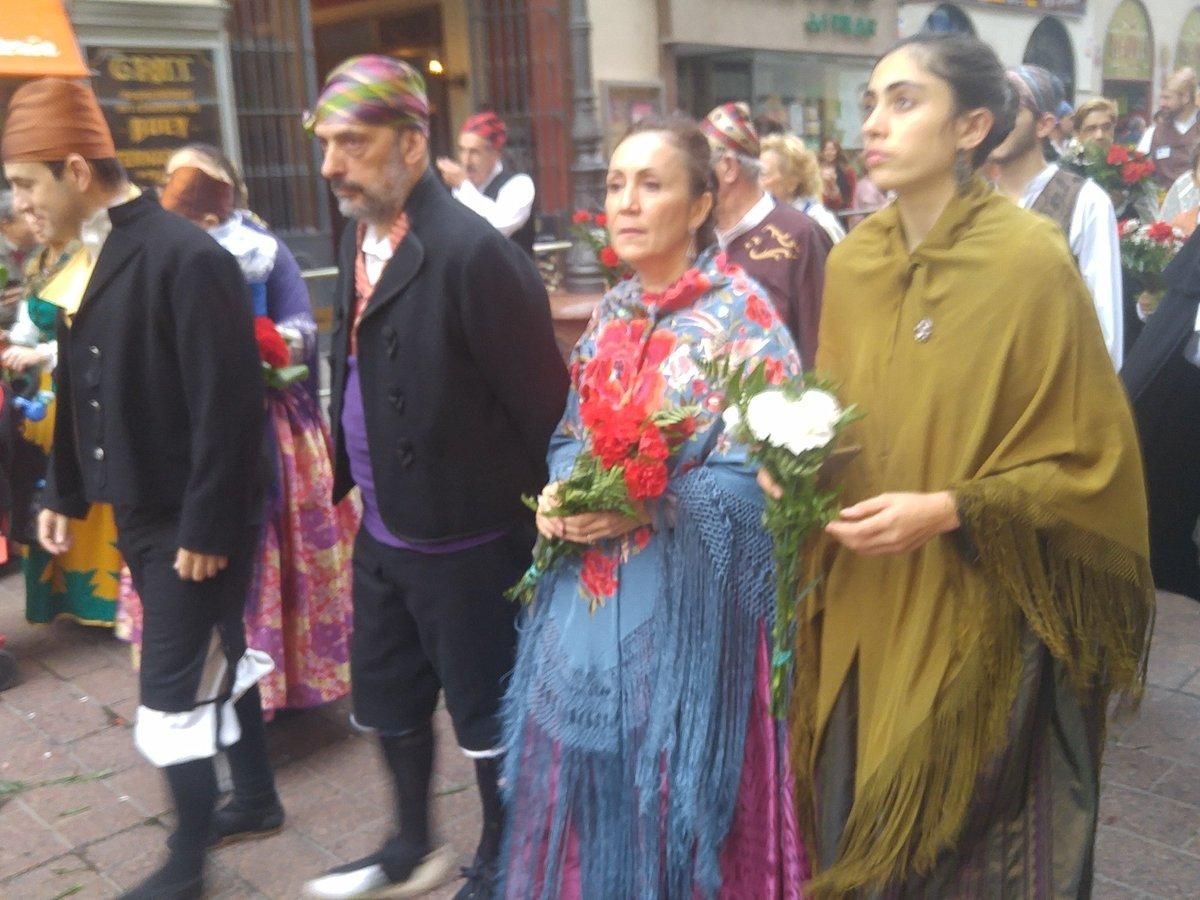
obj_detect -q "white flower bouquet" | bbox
[718,361,859,714]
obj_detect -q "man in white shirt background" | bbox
[991,65,1124,368]
[1137,68,1200,193]
[436,110,537,255]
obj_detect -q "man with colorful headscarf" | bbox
[2,77,277,899]
[303,55,567,900]
[991,64,1124,367]
[702,101,830,368]
[436,110,537,255]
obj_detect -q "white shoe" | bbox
[302,844,457,899]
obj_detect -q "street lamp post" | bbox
[565,0,607,294]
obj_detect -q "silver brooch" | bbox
[913,318,933,343]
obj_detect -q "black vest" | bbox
[483,165,536,256]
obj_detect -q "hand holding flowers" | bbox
[718,360,857,713]
[535,481,650,544]
[1119,219,1186,313]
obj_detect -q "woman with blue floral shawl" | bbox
[500,117,806,898]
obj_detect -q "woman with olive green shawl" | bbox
[795,179,1154,897]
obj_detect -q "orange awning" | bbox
[0,0,88,79]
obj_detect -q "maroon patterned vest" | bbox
[1149,115,1200,189]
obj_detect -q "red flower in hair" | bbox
[254,316,290,369]
[595,213,608,227]
[572,209,593,224]
[1106,145,1130,166]
[599,245,620,267]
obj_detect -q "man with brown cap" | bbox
[436,110,537,255]
[702,102,830,368]
[304,56,567,899]
[2,77,279,900]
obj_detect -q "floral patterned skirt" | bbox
[116,387,359,714]
[20,375,122,626]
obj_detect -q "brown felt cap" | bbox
[2,78,116,163]
[160,166,234,223]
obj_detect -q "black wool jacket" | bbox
[44,191,265,556]
[328,170,568,545]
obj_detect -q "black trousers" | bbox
[115,507,259,714]
[349,524,530,752]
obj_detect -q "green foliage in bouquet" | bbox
[712,356,860,715]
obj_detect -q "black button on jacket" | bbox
[328,170,568,545]
[44,192,265,557]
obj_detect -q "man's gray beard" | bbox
[337,162,414,225]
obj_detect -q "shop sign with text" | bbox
[86,46,223,187]
[962,0,1085,14]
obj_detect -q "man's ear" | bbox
[62,154,93,192]
[1034,112,1058,141]
[402,128,430,168]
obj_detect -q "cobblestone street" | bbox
[2,574,1199,898]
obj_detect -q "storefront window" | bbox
[1178,8,1200,74]
[1102,0,1153,125]
[678,50,872,150]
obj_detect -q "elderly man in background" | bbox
[1139,68,1200,191]
[436,110,536,255]
[304,57,567,900]
[702,102,830,368]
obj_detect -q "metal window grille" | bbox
[468,0,571,220]
[229,0,330,251]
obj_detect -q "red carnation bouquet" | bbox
[506,272,713,610]
[254,316,309,389]
[570,209,630,289]
[1061,141,1157,211]
[1119,219,1187,314]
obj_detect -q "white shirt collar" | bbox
[80,184,140,262]
[478,160,505,194]
[1174,109,1200,134]
[1018,164,1059,209]
[715,191,775,249]
[362,223,395,263]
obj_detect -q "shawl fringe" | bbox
[500,467,774,898]
[793,478,1154,897]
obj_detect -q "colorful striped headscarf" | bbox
[701,102,760,158]
[1006,65,1064,118]
[461,111,507,150]
[304,55,429,135]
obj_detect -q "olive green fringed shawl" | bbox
[792,178,1155,896]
